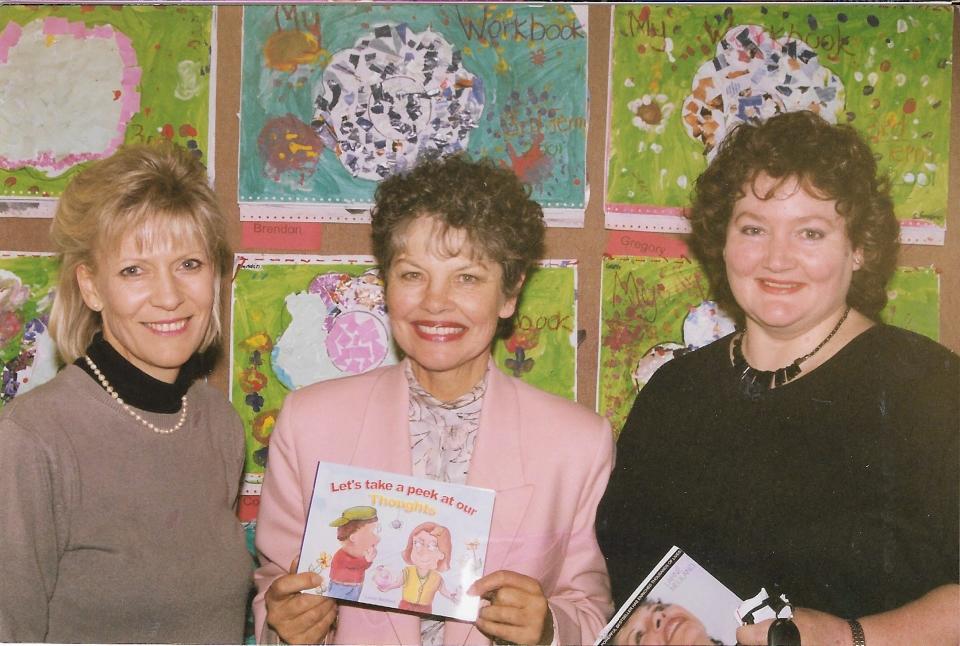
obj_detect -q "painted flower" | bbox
[504,328,540,354]
[252,409,279,445]
[240,367,268,393]
[628,94,675,134]
[242,332,273,354]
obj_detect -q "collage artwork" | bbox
[238,4,588,225]
[604,4,953,244]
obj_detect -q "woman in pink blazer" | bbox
[253,155,614,645]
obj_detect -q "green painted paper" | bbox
[883,266,939,341]
[605,4,952,233]
[492,261,577,401]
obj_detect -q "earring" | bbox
[91,303,102,312]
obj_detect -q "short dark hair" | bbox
[688,110,900,322]
[370,154,545,297]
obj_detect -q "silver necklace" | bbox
[83,355,188,435]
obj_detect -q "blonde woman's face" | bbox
[77,232,215,383]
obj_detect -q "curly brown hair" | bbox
[688,110,900,323]
[370,154,545,297]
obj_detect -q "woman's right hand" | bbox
[265,560,337,644]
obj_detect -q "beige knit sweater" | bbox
[0,365,253,643]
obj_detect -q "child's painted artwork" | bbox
[597,235,943,435]
[493,260,577,401]
[0,252,59,409]
[230,254,399,479]
[882,265,939,341]
[0,5,215,213]
[239,4,588,226]
[597,249,734,436]
[232,254,578,484]
[604,4,952,244]
[298,462,495,621]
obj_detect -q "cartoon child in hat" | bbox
[328,506,380,601]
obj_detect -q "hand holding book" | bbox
[263,558,338,645]
[470,570,554,646]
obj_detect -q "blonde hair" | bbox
[49,143,231,363]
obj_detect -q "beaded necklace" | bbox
[83,354,188,434]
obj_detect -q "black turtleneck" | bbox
[74,332,203,413]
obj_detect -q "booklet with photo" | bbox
[297,461,495,622]
[595,546,742,646]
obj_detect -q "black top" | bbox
[597,324,959,618]
[74,332,203,413]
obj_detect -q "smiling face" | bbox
[77,230,215,383]
[386,215,519,401]
[410,530,444,570]
[724,173,860,341]
[613,602,712,646]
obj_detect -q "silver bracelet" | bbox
[847,618,866,646]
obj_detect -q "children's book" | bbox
[596,546,742,646]
[297,462,495,621]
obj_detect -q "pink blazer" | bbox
[253,360,614,645]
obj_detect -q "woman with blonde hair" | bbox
[0,144,252,642]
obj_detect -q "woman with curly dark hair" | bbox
[598,111,958,645]
[254,155,614,645]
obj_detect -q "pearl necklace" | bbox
[83,355,188,435]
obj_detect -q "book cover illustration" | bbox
[298,462,495,621]
[596,546,742,646]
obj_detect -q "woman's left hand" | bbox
[736,607,849,645]
[469,570,553,645]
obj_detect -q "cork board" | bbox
[0,5,957,412]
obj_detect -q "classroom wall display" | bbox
[230,254,397,483]
[0,5,216,216]
[493,259,578,401]
[597,235,943,435]
[230,254,577,490]
[604,4,953,245]
[597,246,733,436]
[0,252,59,410]
[884,265,940,342]
[238,4,588,227]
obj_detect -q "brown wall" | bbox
[2,5,957,409]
